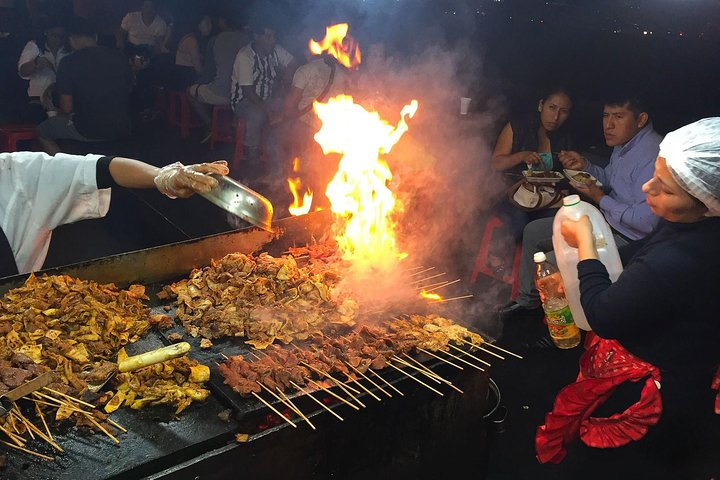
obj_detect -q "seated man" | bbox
[36,18,133,155]
[187,9,250,139]
[230,18,296,177]
[116,0,168,58]
[502,92,662,318]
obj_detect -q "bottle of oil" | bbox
[534,252,581,349]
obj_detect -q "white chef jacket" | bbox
[0,152,111,274]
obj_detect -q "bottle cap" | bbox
[533,252,547,263]
[563,194,580,206]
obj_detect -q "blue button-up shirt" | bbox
[584,124,662,240]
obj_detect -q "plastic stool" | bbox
[167,90,203,138]
[0,124,36,152]
[209,105,235,149]
[470,215,523,299]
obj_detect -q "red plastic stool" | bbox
[209,105,235,149]
[167,90,203,138]
[470,215,523,299]
[0,124,36,152]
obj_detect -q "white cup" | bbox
[460,97,471,115]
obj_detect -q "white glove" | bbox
[153,161,229,199]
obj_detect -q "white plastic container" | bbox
[551,195,623,330]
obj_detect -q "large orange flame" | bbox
[420,290,443,301]
[287,157,313,216]
[309,23,361,69]
[313,94,418,270]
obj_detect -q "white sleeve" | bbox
[292,65,309,90]
[120,13,132,32]
[0,152,111,273]
[18,41,40,79]
[233,49,255,86]
[275,45,294,67]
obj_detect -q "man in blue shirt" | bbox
[501,94,662,318]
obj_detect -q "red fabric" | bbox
[711,366,720,414]
[535,333,662,464]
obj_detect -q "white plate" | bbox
[522,170,565,184]
[563,169,602,187]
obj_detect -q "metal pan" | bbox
[200,175,274,231]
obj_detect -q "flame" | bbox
[309,23,361,69]
[287,179,313,217]
[420,290,443,301]
[314,94,418,270]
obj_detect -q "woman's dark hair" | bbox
[541,86,573,104]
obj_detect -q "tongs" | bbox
[0,372,54,417]
[87,342,191,393]
[199,174,274,231]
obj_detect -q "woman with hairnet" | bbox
[535,118,720,478]
[0,152,228,277]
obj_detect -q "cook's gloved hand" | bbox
[153,161,229,199]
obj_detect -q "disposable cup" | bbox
[460,97,471,115]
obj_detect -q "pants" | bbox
[516,217,631,308]
[36,116,92,141]
[233,99,269,149]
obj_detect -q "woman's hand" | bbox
[558,150,586,170]
[561,216,599,260]
[522,151,542,166]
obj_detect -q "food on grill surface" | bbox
[165,253,358,347]
[219,314,485,396]
[0,274,151,393]
[104,347,210,414]
[525,170,563,178]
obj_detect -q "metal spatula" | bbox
[200,175,274,231]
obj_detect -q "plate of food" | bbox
[522,170,565,184]
[563,169,602,187]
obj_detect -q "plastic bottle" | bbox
[534,252,581,349]
[552,194,623,330]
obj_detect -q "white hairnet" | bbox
[659,117,720,217]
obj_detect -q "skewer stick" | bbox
[256,381,313,430]
[346,363,391,398]
[10,411,34,440]
[349,377,382,402]
[300,362,362,396]
[0,423,27,447]
[84,414,120,444]
[457,339,507,360]
[0,439,54,461]
[429,294,474,304]
[220,353,230,360]
[289,381,344,421]
[438,348,486,371]
[448,343,493,366]
[42,387,97,409]
[402,265,426,272]
[401,354,465,394]
[369,369,404,396]
[306,378,360,411]
[276,388,317,430]
[474,340,523,360]
[35,402,54,441]
[250,392,297,428]
[417,278,462,292]
[106,418,127,433]
[417,348,464,370]
[407,266,435,277]
[391,356,442,384]
[11,409,63,452]
[8,414,21,435]
[387,363,444,396]
[410,272,447,285]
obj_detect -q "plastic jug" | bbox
[552,195,623,330]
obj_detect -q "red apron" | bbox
[535,333,662,464]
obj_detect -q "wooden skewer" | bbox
[448,343,493,366]
[306,379,360,411]
[0,439,54,461]
[255,381,313,430]
[348,377,382,402]
[84,414,120,444]
[391,356,442,384]
[35,402,54,441]
[369,369,404,396]
[220,353,230,360]
[476,341,523,360]
[429,294,474,304]
[300,362,363,396]
[33,392,88,414]
[10,411,34,440]
[250,392,297,428]
[11,409,63,452]
[43,387,97,409]
[276,388,316,430]
[410,272,447,285]
[417,348,464,370]
[8,414,21,436]
[456,339,506,360]
[387,363,444,396]
[289,381,344,422]
[437,347,486,371]
[403,265,426,272]
[407,266,435,277]
[106,418,127,433]
[401,354,465,394]
[345,362,391,398]
[0,423,27,447]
